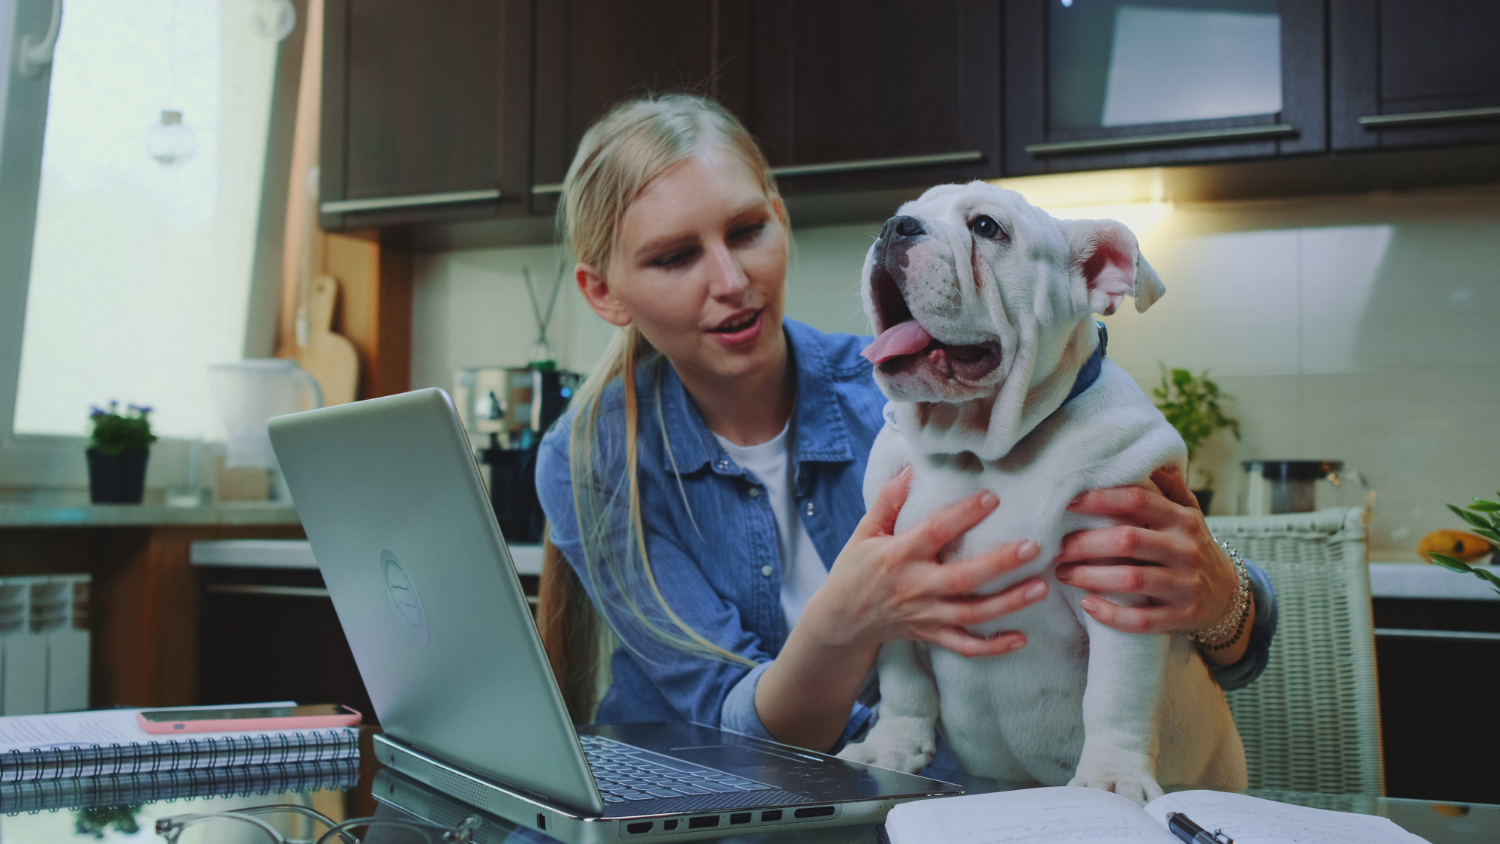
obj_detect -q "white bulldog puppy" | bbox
[837,182,1247,803]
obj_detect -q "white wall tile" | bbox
[409,185,1500,559]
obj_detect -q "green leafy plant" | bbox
[1430,496,1500,595]
[88,401,158,456]
[1152,366,1241,484]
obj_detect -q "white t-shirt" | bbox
[713,422,828,632]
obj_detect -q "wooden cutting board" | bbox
[296,274,359,406]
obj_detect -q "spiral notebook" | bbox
[0,758,359,813]
[0,706,360,782]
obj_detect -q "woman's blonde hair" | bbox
[538,94,782,715]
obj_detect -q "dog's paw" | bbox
[837,716,936,774]
[1067,770,1165,805]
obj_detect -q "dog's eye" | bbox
[969,215,1007,242]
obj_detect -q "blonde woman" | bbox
[534,94,1276,757]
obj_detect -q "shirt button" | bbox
[803,501,816,516]
[760,565,773,577]
[748,487,761,498]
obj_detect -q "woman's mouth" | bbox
[709,308,765,346]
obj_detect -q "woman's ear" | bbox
[576,262,632,327]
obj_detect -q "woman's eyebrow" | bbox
[633,232,697,261]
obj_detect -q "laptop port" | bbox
[730,812,752,825]
[688,815,720,829]
[761,810,783,822]
[536,814,546,830]
[794,806,836,819]
[663,819,678,831]
[626,822,653,834]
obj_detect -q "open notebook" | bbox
[884,786,1429,844]
[0,705,358,782]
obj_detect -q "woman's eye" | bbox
[970,215,1005,241]
[651,249,694,269]
[730,222,766,243]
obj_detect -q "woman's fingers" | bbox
[1067,484,1183,531]
[1149,465,1200,511]
[1079,595,1181,635]
[1052,523,1186,566]
[923,626,1028,658]
[1055,561,1177,599]
[931,577,1048,628]
[854,466,913,540]
[934,540,1041,595]
[895,490,1001,560]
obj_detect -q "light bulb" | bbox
[147,110,197,166]
[251,0,296,41]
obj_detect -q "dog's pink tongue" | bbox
[862,320,934,364]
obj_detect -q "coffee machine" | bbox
[454,366,581,542]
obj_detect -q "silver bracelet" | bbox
[1188,539,1251,652]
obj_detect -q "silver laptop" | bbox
[268,388,961,843]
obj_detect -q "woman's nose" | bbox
[706,243,749,298]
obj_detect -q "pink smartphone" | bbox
[136,703,362,734]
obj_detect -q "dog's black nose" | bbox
[883,215,925,240]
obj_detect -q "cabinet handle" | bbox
[529,151,985,193]
[320,188,502,215]
[1358,106,1500,129]
[205,584,331,600]
[1375,627,1500,643]
[769,150,985,178]
[1025,124,1297,156]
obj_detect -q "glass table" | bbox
[0,755,1495,843]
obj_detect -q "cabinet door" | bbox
[751,0,1002,194]
[530,1,754,216]
[1005,0,1325,176]
[320,0,533,231]
[1331,0,1500,151]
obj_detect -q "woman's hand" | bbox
[806,467,1048,658]
[758,467,1047,751]
[1051,465,1251,665]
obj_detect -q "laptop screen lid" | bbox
[268,388,602,814]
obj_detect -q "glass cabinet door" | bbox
[1004,0,1327,174]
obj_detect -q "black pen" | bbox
[1166,812,1236,844]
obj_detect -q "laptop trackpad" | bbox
[669,744,825,772]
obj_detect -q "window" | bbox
[11,0,281,442]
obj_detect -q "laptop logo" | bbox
[382,549,430,646]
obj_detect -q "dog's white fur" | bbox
[837,182,1246,803]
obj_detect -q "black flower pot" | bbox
[1192,489,1214,515]
[87,448,149,504]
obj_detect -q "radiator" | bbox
[0,575,90,715]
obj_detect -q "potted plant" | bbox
[86,402,158,504]
[1152,366,1241,514]
[1430,496,1500,595]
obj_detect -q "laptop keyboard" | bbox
[579,734,778,804]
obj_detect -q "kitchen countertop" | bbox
[1368,561,1498,601]
[190,538,545,577]
[0,502,302,528]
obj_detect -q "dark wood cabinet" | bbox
[1373,598,1500,804]
[751,0,1002,194]
[529,1,755,217]
[1004,0,1326,176]
[1331,0,1500,152]
[320,0,533,231]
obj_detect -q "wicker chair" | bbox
[1206,507,1385,796]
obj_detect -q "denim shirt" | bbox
[536,318,1277,749]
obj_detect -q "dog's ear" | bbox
[1059,219,1165,315]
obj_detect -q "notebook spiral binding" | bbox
[1,729,359,782]
[0,758,360,814]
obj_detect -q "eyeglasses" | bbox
[154,803,481,844]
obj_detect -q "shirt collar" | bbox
[656,318,855,477]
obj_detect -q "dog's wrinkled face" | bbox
[861,184,1061,402]
[861,181,1162,403]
